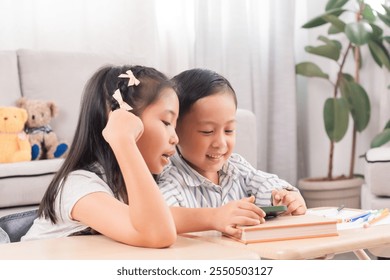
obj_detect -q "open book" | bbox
[228,214,338,244]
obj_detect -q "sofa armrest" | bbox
[365,147,390,196]
[0,159,64,208]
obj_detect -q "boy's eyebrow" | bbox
[198,119,236,125]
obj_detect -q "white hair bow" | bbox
[112,89,133,111]
[118,70,140,87]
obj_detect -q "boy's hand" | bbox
[214,196,266,238]
[272,188,307,215]
[102,109,144,145]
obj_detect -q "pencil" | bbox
[364,208,389,228]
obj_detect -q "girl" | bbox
[22,65,178,248]
[158,68,306,238]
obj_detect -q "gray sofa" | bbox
[0,49,257,217]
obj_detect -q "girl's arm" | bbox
[72,109,176,248]
[171,196,265,238]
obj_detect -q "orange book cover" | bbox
[228,214,339,244]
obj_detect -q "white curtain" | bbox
[0,0,299,184]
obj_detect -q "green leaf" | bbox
[345,21,373,46]
[339,78,371,132]
[368,40,390,71]
[304,36,341,61]
[385,120,390,129]
[305,45,340,61]
[322,14,346,33]
[383,36,390,44]
[324,97,349,142]
[342,73,354,82]
[378,13,390,28]
[371,128,390,148]
[326,0,348,11]
[368,41,383,67]
[328,24,342,34]
[369,23,383,40]
[318,36,342,50]
[302,8,345,28]
[362,4,376,23]
[382,4,390,16]
[296,62,329,79]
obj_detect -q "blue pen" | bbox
[349,212,371,223]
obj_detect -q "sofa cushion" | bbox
[17,49,130,144]
[0,159,64,208]
[0,51,21,105]
[235,108,257,167]
[365,147,390,196]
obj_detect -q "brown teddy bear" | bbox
[16,97,68,160]
[0,106,31,163]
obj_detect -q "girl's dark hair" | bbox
[171,68,237,119]
[39,65,173,223]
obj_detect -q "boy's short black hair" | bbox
[171,68,237,118]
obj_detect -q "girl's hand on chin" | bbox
[103,109,144,144]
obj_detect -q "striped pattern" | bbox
[157,153,291,208]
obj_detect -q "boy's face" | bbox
[176,91,236,182]
[137,88,179,174]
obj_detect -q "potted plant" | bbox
[296,0,390,208]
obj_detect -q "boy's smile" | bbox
[176,91,236,184]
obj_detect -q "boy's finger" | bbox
[245,195,256,203]
[225,226,242,239]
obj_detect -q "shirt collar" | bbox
[170,152,239,187]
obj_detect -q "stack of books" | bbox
[228,214,338,244]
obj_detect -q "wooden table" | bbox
[0,234,259,260]
[182,224,390,260]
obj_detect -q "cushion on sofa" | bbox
[235,108,257,167]
[0,51,21,105]
[0,159,64,208]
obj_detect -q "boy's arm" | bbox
[170,196,266,238]
[232,154,306,213]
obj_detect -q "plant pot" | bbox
[298,177,364,209]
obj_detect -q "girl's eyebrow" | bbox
[165,109,178,117]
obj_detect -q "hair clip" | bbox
[118,70,140,87]
[112,89,133,111]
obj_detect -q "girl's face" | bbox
[176,91,236,182]
[137,88,179,174]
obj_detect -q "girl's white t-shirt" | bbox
[21,170,113,241]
